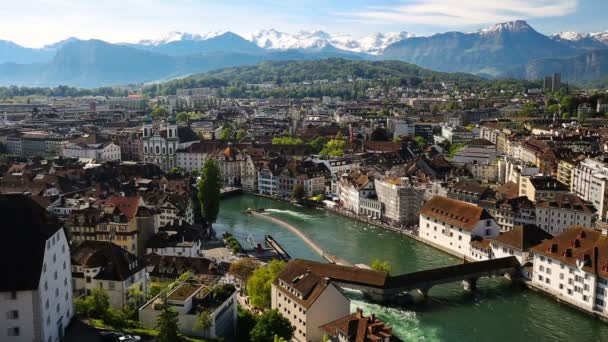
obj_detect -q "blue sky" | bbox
[2,0,607,47]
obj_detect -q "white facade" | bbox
[142,120,180,171]
[535,206,595,235]
[0,229,73,342]
[271,281,350,342]
[62,142,121,162]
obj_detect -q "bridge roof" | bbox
[385,256,519,289]
[285,259,389,288]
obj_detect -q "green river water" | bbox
[215,195,608,341]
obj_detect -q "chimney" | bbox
[356,307,363,318]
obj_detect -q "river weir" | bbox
[217,194,608,341]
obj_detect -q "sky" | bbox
[1,0,607,48]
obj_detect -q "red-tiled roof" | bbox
[104,196,140,221]
[420,196,493,231]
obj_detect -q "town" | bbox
[2,67,608,342]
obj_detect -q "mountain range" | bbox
[1,21,608,87]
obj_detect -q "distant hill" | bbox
[502,49,608,83]
[0,40,365,88]
[143,58,484,96]
[382,21,578,76]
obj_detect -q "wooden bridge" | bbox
[286,257,520,303]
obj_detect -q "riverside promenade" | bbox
[249,210,354,267]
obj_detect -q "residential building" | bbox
[531,226,608,318]
[145,221,208,257]
[490,224,553,265]
[519,175,570,203]
[271,260,350,342]
[320,308,400,342]
[419,196,501,259]
[535,194,596,234]
[71,241,147,309]
[62,134,121,162]
[139,279,237,339]
[0,195,73,342]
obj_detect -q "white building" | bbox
[271,260,350,342]
[139,279,237,339]
[0,195,74,342]
[572,158,608,221]
[535,194,596,234]
[531,227,608,318]
[62,134,121,162]
[490,224,553,265]
[337,172,375,215]
[71,241,147,309]
[419,196,501,259]
[142,114,199,171]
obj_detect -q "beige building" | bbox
[374,176,424,226]
[271,261,350,342]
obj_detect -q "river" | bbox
[215,194,608,341]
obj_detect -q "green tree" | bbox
[274,336,289,342]
[448,143,465,158]
[308,136,327,154]
[413,136,427,149]
[150,105,169,119]
[176,111,190,124]
[371,259,392,275]
[74,287,110,318]
[155,299,181,342]
[236,305,257,342]
[197,159,221,225]
[320,139,347,157]
[126,285,145,312]
[220,126,233,140]
[246,260,286,309]
[272,136,304,145]
[193,310,212,332]
[561,96,576,115]
[250,309,293,342]
[293,183,305,199]
[236,129,247,140]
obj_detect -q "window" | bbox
[596,298,604,306]
[7,327,20,336]
[10,291,17,300]
[7,310,19,319]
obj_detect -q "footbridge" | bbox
[287,257,520,303]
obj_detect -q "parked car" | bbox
[100,331,123,342]
[118,335,142,342]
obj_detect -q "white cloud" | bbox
[340,0,578,27]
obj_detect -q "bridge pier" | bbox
[462,277,478,291]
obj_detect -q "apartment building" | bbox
[271,261,350,342]
[535,194,596,234]
[0,195,74,342]
[71,241,147,309]
[531,227,608,318]
[419,196,501,259]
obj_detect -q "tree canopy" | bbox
[371,259,392,275]
[197,159,221,225]
[250,309,294,342]
[320,139,347,157]
[246,259,286,309]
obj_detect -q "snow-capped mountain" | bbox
[137,30,228,46]
[478,20,534,35]
[246,29,413,55]
[551,31,608,44]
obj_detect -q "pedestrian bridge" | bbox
[286,257,520,303]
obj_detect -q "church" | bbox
[142,114,199,171]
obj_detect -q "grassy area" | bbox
[89,319,215,342]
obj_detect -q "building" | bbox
[142,114,199,171]
[71,241,147,309]
[535,194,596,234]
[490,224,553,265]
[531,226,608,318]
[374,176,424,225]
[519,176,570,203]
[271,260,351,342]
[139,279,237,339]
[419,196,501,259]
[145,221,208,257]
[62,134,121,162]
[0,195,73,342]
[67,196,155,257]
[337,172,376,215]
[320,308,400,342]
[572,158,608,221]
